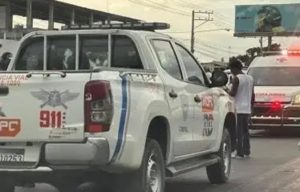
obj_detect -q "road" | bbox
[166,130,300,192]
[16,130,300,192]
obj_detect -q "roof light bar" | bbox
[62,22,170,31]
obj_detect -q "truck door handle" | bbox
[0,86,9,96]
[169,90,178,98]
[194,95,202,103]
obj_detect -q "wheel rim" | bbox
[147,151,162,192]
[223,139,230,177]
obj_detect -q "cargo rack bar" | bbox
[62,22,170,31]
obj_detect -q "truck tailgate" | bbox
[0,73,90,142]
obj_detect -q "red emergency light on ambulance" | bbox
[247,46,300,130]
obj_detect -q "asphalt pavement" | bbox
[16,130,300,192]
[165,130,300,192]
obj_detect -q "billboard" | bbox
[235,4,300,37]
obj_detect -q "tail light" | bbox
[84,80,113,133]
[271,101,282,111]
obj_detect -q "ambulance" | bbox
[248,49,300,130]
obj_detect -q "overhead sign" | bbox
[235,4,300,37]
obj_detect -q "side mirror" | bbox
[211,71,228,87]
[188,76,203,85]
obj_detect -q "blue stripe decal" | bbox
[110,75,128,163]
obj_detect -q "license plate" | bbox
[0,149,25,162]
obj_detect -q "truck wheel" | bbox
[114,139,165,192]
[206,128,231,184]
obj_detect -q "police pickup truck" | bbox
[0,23,235,192]
[248,49,300,130]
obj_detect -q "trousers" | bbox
[236,114,251,157]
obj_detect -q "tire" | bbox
[114,139,165,192]
[206,128,231,184]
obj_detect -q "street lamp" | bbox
[195,28,231,33]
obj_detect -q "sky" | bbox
[16,0,300,62]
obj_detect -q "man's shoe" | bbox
[245,155,251,158]
[231,152,236,158]
[236,155,244,159]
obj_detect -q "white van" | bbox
[247,50,300,130]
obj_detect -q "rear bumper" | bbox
[0,138,110,183]
[0,137,110,173]
[45,137,109,166]
[250,105,300,129]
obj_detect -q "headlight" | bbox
[293,95,300,104]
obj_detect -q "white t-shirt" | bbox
[235,74,254,114]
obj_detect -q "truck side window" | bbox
[47,36,76,70]
[79,36,108,70]
[15,38,44,71]
[152,40,183,80]
[176,44,206,86]
[111,36,143,69]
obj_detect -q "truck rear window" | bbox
[15,38,44,71]
[47,36,76,70]
[14,35,143,71]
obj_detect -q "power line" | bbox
[196,38,247,50]
[194,49,219,60]
[197,42,241,55]
[128,0,190,17]
[173,0,233,27]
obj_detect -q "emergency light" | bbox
[62,22,170,31]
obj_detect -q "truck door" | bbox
[175,43,217,152]
[151,39,194,156]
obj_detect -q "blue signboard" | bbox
[235,4,300,36]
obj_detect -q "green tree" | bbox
[230,43,281,67]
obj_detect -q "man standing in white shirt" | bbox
[226,58,254,158]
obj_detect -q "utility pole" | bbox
[191,10,213,54]
[268,36,272,51]
[259,37,263,55]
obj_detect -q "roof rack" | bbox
[61,22,170,31]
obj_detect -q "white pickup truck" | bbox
[0,23,236,192]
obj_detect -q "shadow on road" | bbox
[250,129,300,138]
[165,179,211,192]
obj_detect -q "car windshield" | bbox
[248,67,300,86]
